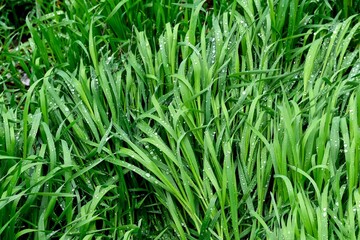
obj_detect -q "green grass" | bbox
[1,0,360,239]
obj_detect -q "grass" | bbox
[1,0,360,239]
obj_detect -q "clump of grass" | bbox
[1,0,360,239]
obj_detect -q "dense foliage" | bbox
[1,0,360,239]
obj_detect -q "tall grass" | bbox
[1,0,360,239]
